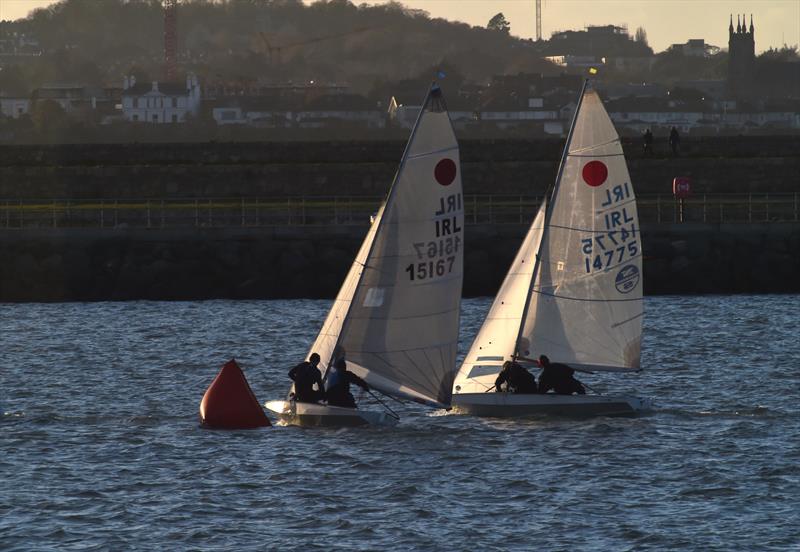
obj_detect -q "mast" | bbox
[322,83,440,377]
[512,78,590,361]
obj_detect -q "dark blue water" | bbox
[2,296,799,551]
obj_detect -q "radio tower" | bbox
[535,0,542,41]
[164,0,177,80]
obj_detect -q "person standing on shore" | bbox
[669,127,681,156]
[643,129,654,157]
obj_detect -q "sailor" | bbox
[495,360,538,393]
[325,357,368,408]
[537,355,586,395]
[288,353,325,403]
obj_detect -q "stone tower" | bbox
[728,14,755,98]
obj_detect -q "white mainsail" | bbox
[308,84,464,408]
[454,83,642,395]
[522,88,642,372]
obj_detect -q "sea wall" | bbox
[0,136,799,199]
[1,222,798,302]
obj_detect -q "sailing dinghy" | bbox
[452,80,651,417]
[266,84,464,426]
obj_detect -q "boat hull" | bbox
[264,400,398,427]
[451,392,652,418]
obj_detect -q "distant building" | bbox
[728,14,756,98]
[121,74,201,123]
[0,96,30,119]
[668,39,721,58]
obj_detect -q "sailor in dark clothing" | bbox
[495,360,538,393]
[325,357,368,408]
[537,355,586,395]
[288,352,325,403]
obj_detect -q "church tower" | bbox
[728,14,756,98]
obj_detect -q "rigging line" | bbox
[526,331,622,365]
[546,222,640,234]
[365,389,400,420]
[403,349,439,394]
[406,144,459,160]
[346,305,460,322]
[365,350,431,391]
[568,137,620,154]
[594,198,637,214]
[611,311,645,328]
[347,339,459,354]
[567,153,625,158]
[529,288,642,303]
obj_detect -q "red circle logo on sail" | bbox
[435,159,457,186]
[582,160,608,187]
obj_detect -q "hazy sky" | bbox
[1,0,798,53]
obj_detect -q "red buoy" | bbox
[199,359,271,429]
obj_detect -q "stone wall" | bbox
[0,136,798,199]
[1,223,798,302]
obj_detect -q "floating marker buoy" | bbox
[199,359,271,429]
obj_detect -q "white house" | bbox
[122,74,201,123]
[0,96,30,119]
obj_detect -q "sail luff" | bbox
[328,83,464,405]
[321,84,438,375]
[512,78,590,361]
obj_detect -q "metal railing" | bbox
[1,193,797,229]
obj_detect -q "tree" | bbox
[487,13,510,35]
[634,26,648,46]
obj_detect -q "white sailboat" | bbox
[266,84,464,426]
[451,81,652,417]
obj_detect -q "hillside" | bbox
[1,0,559,93]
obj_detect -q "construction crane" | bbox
[258,25,385,65]
[535,0,542,41]
[164,0,177,80]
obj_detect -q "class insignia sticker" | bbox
[582,160,608,187]
[434,158,457,186]
[615,264,640,294]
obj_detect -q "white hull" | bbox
[264,400,398,428]
[451,392,652,418]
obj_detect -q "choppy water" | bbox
[1,296,799,551]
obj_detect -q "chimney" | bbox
[124,76,130,90]
[130,75,136,88]
[152,81,159,92]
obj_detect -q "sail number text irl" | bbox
[581,182,638,274]
[406,192,462,282]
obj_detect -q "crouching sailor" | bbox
[495,360,538,393]
[537,355,586,395]
[288,353,325,403]
[325,357,368,408]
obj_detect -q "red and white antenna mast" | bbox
[163,0,177,80]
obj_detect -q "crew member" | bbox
[495,360,538,393]
[325,357,368,408]
[537,355,586,395]
[288,353,325,403]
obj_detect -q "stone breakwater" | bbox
[0,223,797,302]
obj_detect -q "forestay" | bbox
[521,89,643,372]
[310,85,464,407]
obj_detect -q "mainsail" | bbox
[308,84,464,407]
[454,82,642,394]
